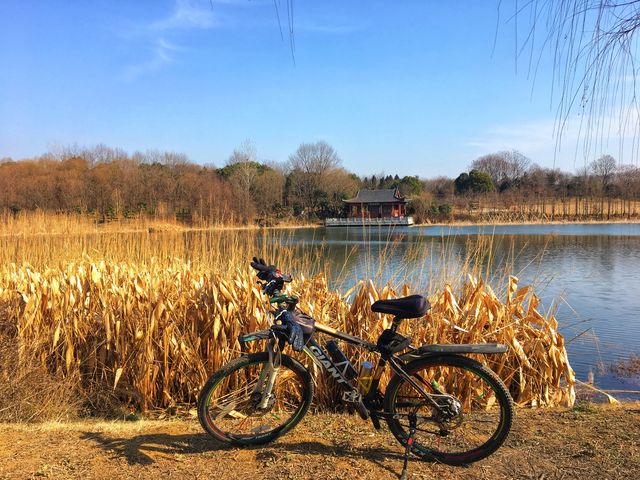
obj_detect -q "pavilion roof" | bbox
[344,188,406,204]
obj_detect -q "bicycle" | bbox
[198,258,514,479]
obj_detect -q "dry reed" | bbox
[0,256,575,416]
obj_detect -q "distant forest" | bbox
[2,142,640,224]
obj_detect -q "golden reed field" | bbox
[0,212,577,421]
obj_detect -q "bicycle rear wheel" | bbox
[384,354,514,465]
[198,352,313,445]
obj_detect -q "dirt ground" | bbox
[0,403,638,480]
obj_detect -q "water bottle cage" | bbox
[377,329,412,354]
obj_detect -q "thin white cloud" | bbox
[121,0,363,80]
[465,119,560,154]
[465,114,640,170]
[122,0,216,81]
[149,0,216,31]
[122,38,180,82]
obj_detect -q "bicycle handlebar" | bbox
[250,257,292,283]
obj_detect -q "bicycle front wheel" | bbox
[384,354,514,465]
[198,352,313,445]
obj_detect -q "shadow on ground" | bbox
[81,432,228,465]
[80,430,428,477]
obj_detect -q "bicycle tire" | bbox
[384,354,514,465]
[198,352,313,445]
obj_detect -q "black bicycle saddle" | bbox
[371,295,430,319]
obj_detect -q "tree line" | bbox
[437,151,640,221]
[0,141,361,224]
[2,143,640,224]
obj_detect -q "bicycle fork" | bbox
[254,340,280,409]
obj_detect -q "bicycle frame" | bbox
[252,316,508,424]
[302,321,446,415]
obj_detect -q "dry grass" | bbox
[452,197,640,223]
[0,212,325,274]
[0,210,315,239]
[0,332,80,422]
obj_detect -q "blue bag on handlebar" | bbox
[278,310,305,351]
[276,310,317,352]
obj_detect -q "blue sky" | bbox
[0,0,624,176]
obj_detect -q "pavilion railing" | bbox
[325,216,414,227]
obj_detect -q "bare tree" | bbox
[45,143,128,165]
[161,151,190,167]
[226,139,260,193]
[227,139,257,165]
[617,164,640,193]
[503,150,531,180]
[287,141,342,213]
[590,154,618,193]
[288,141,341,174]
[469,150,531,186]
[470,154,511,185]
[616,164,640,215]
[129,149,188,166]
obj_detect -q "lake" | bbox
[276,223,640,400]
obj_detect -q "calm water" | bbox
[275,223,640,399]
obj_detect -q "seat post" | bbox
[390,316,402,333]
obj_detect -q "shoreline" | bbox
[0,221,322,238]
[413,218,640,227]
[2,216,640,237]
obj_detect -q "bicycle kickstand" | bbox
[400,412,417,480]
